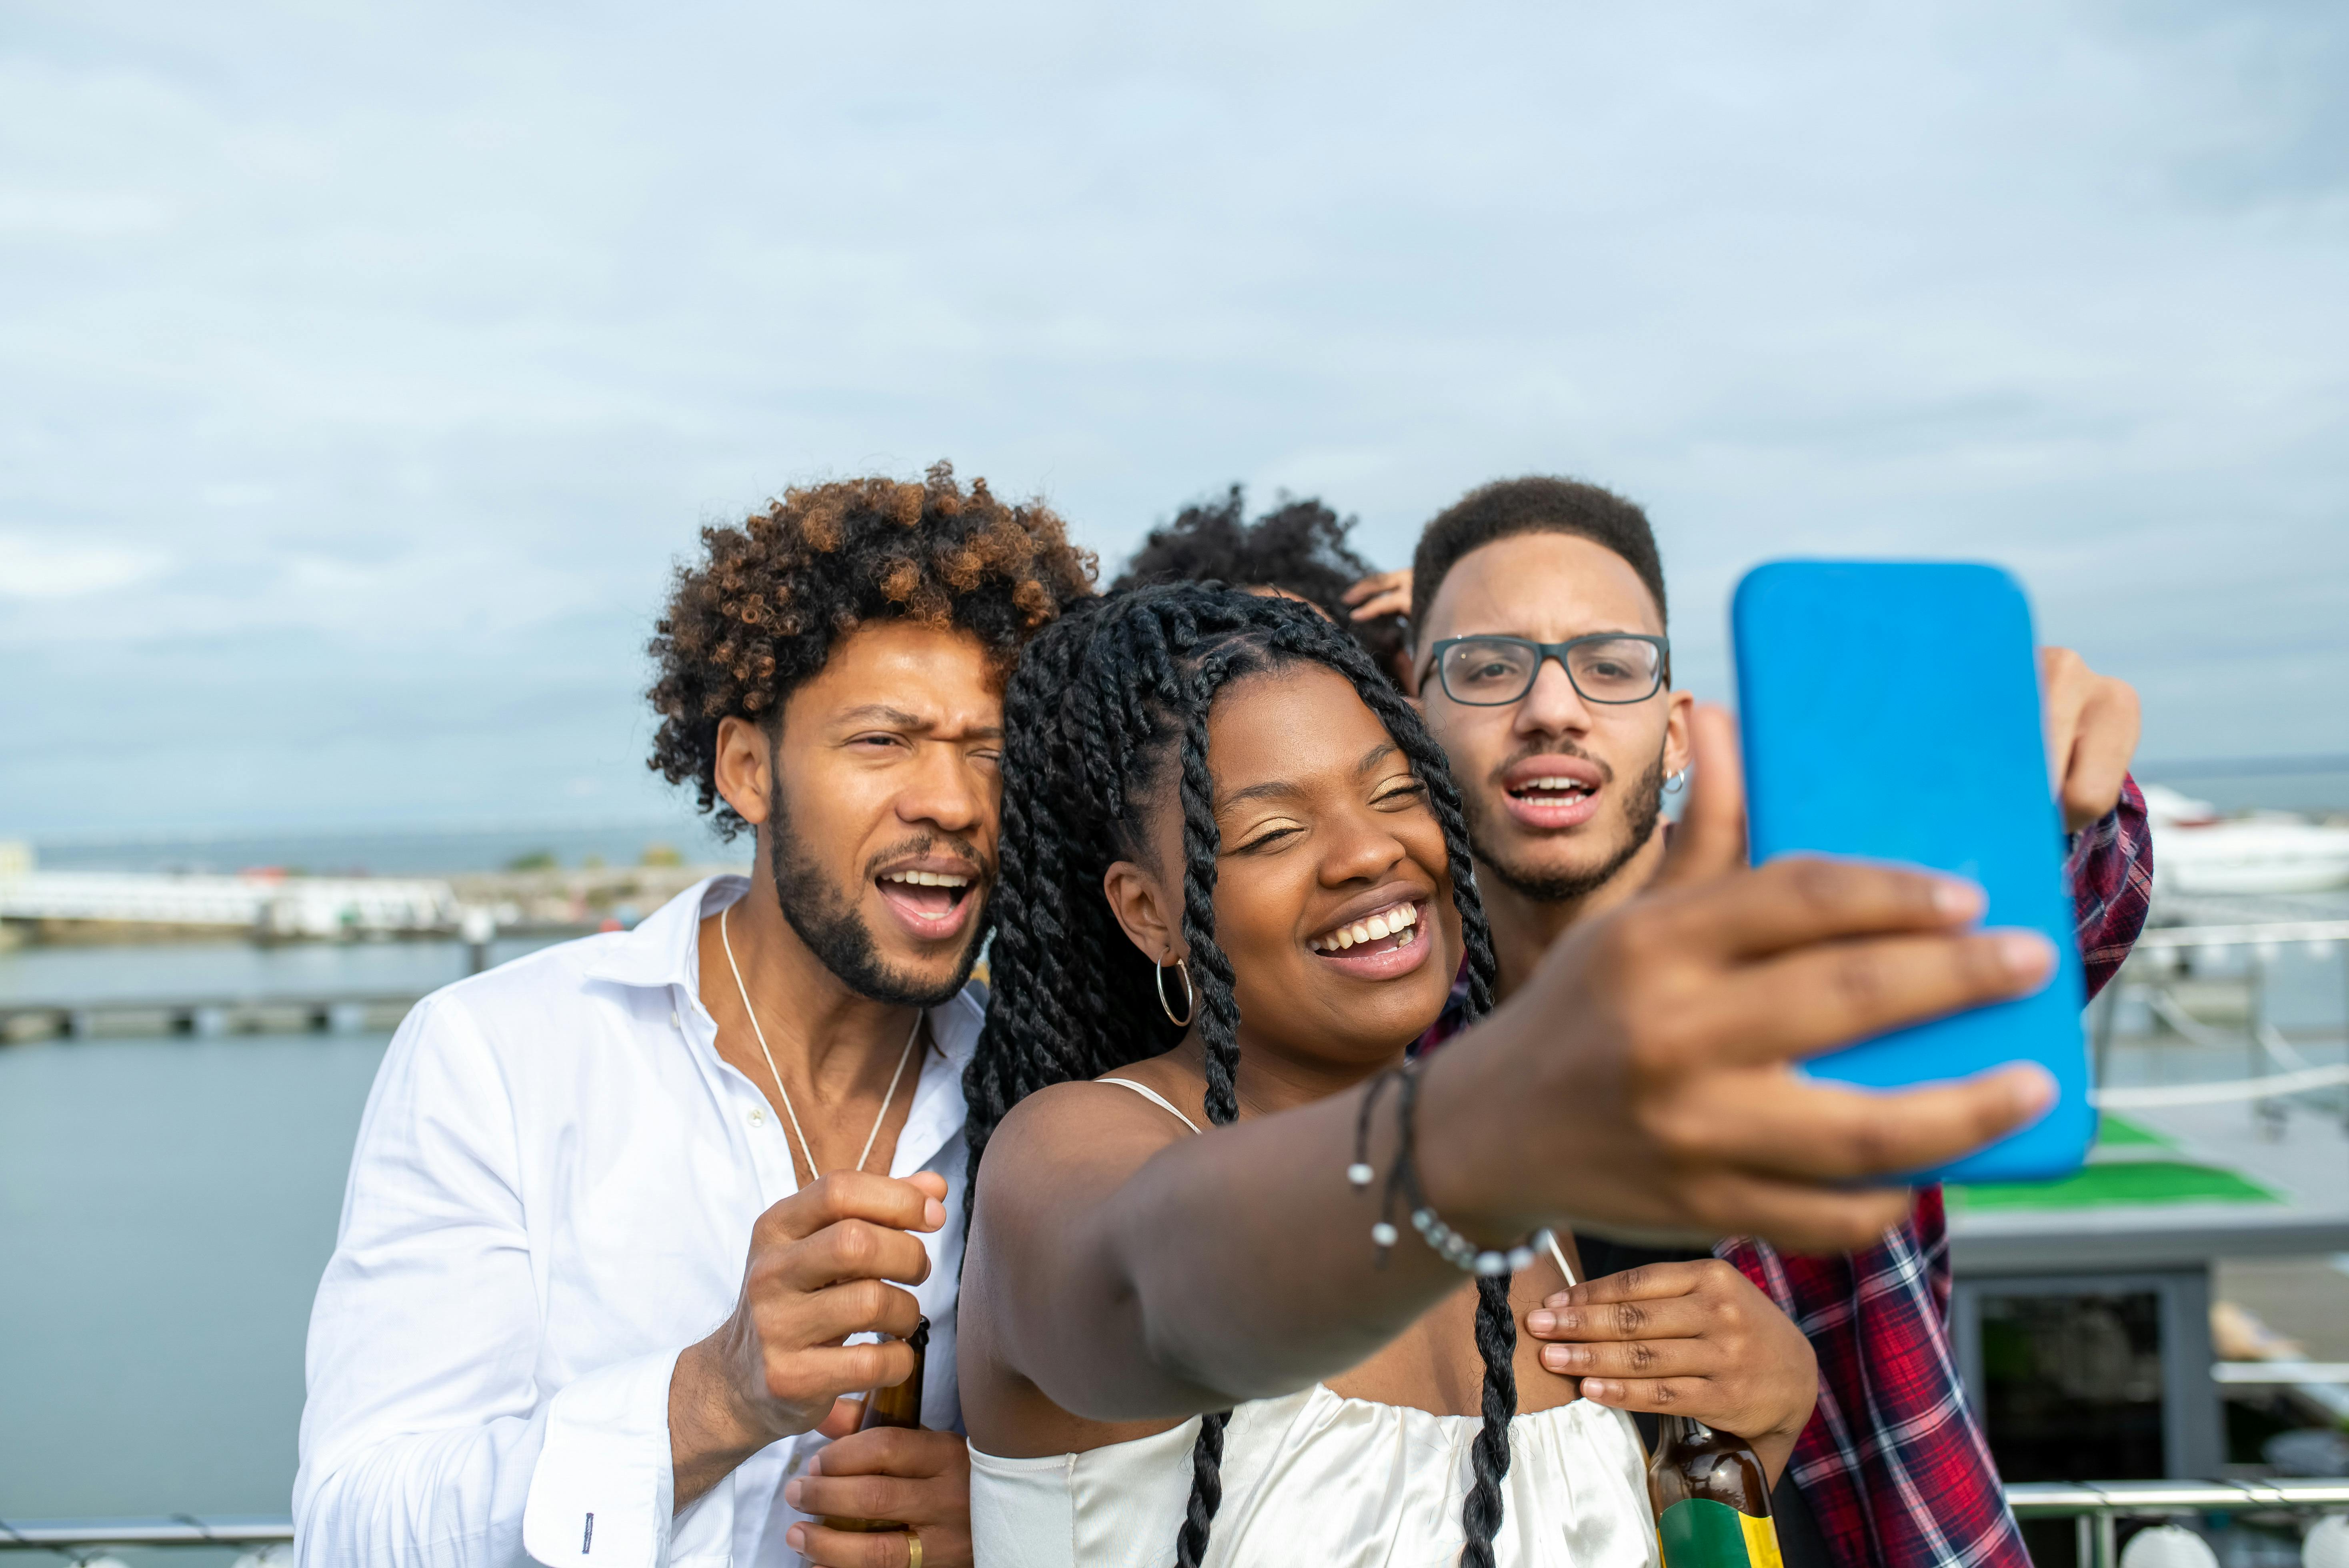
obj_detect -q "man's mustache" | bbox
[1483,741,1617,790]
[862,832,990,882]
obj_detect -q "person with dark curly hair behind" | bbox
[296,463,1094,1568]
[955,584,2066,1567]
[1112,486,1410,683]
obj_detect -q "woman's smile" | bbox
[1304,885,1436,982]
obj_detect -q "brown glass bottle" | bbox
[1647,1415,1785,1568]
[818,1317,929,1535]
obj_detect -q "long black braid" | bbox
[966,584,1512,1567]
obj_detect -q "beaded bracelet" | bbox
[1349,1064,1546,1277]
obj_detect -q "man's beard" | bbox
[1468,745,1668,906]
[765,806,984,1008]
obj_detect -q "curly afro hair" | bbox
[1110,486,1406,682]
[647,461,1098,838]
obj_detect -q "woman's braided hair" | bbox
[965,583,1514,1568]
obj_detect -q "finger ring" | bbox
[904,1527,922,1568]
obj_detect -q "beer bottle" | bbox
[1648,1415,1785,1568]
[818,1317,928,1535]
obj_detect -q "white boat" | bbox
[2144,784,2349,895]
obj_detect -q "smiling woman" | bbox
[956,586,1661,1568]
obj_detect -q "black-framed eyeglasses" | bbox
[1420,634,1670,707]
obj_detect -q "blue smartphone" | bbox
[1731,560,2089,1185]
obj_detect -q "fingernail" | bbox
[1997,931,2053,978]
[924,1199,946,1229]
[1542,1345,1572,1370]
[805,1453,822,1475]
[1933,879,1983,918]
[784,1479,803,1507]
[1542,1292,1572,1309]
[785,1526,805,1550]
[2012,1064,2057,1115]
[1583,1379,1615,1401]
[1527,1310,1557,1334]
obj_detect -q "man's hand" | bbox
[1341,567,1412,623]
[1527,1260,1818,1485]
[1429,705,2059,1254]
[2039,647,2141,833]
[668,1170,948,1510]
[784,1426,972,1568]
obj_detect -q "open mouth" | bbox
[875,866,978,939]
[1309,900,1421,954]
[1305,898,1434,980]
[1501,763,1604,830]
[1509,776,1593,804]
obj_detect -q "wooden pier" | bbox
[0,990,427,1044]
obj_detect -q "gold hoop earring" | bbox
[1156,955,1194,1028]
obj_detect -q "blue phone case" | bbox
[1731,560,2090,1186]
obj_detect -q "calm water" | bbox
[0,1031,390,1518]
[0,935,567,1522]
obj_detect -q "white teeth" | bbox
[1519,777,1590,793]
[1310,900,1422,954]
[884,870,970,888]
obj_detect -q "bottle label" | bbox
[1658,1497,1784,1568]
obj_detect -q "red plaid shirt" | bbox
[1419,778,2153,1568]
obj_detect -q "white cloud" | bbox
[0,0,2343,831]
[0,533,170,599]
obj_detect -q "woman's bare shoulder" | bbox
[980,1072,1200,1199]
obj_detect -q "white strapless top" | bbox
[969,1383,1660,1568]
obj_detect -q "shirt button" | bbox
[671,1009,682,1030]
[748,1106,767,1127]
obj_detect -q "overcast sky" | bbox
[4,1,2345,838]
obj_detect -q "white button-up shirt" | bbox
[294,876,978,1568]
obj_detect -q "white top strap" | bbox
[1096,1076,1203,1134]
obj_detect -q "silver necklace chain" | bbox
[719,904,920,1180]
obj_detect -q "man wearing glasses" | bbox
[1348,476,2152,1568]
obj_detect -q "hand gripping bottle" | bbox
[1649,1416,1785,1568]
[818,1317,928,1534]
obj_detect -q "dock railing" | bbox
[2006,1478,2349,1566]
[0,1519,289,1556]
[13,1488,2349,1564]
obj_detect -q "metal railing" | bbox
[12,1487,2349,1562]
[2007,1480,2349,1568]
[2093,918,2349,1126]
[0,1519,290,1554]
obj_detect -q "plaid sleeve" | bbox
[1721,1194,2029,1568]
[2067,774,2152,1000]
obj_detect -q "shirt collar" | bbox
[583,871,985,1099]
[580,872,748,992]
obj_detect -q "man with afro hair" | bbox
[299,464,1094,1568]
